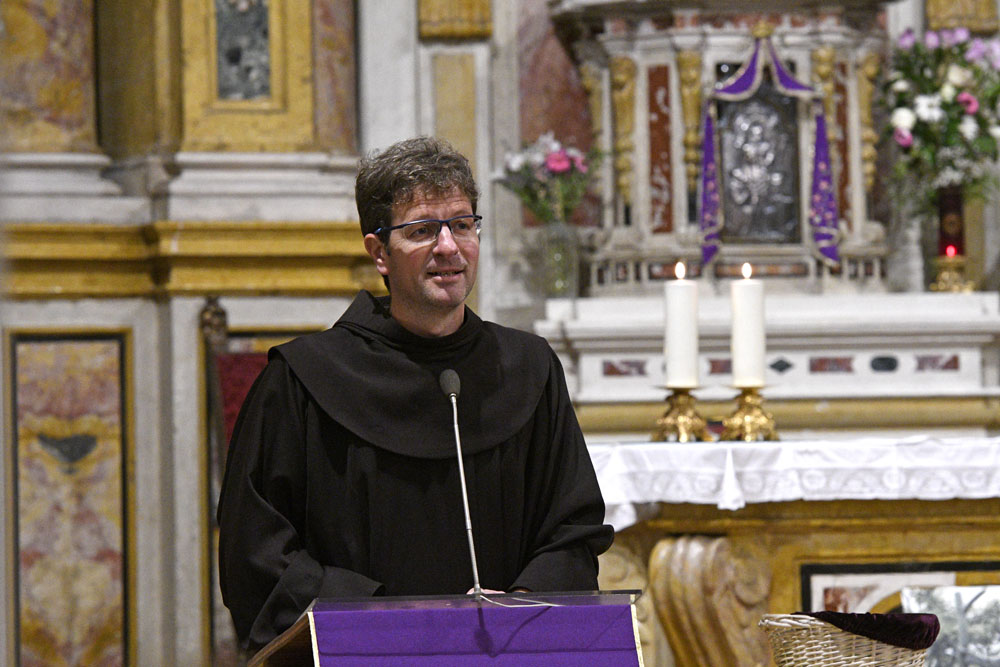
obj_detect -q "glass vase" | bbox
[540,220,579,298]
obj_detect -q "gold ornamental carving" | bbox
[419,0,492,39]
[610,56,637,205]
[677,51,703,193]
[857,52,880,192]
[927,0,999,33]
[811,46,837,146]
[580,61,604,140]
[649,536,771,667]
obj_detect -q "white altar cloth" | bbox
[588,436,1000,531]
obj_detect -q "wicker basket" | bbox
[759,614,929,667]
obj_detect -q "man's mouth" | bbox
[428,268,464,277]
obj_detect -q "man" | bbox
[217,137,613,651]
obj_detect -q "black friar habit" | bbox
[217,291,614,650]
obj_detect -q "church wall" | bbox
[3,0,1000,664]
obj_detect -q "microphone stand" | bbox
[444,384,483,599]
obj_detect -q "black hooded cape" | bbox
[217,291,614,650]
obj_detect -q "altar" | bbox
[592,437,1000,666]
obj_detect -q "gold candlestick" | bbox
[719,387,778,441]
[652,388,713,442]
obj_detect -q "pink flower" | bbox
[957,91,980,114]
[545,149,572,173]
[894,127,913,148]
[925,31,940,49]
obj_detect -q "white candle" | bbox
[665,262,699,388]
[730,262,765,387]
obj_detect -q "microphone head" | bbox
[439,369,461,398]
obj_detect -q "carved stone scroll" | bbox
[857,52,880,192]
[677,51,702,193]
[649,535,772,667]
[611,56,637,205]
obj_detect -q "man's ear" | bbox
[363,234,390,277]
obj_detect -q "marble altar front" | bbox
[593,437,1000,666]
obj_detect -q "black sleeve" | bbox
[216,358,383,651]
[511,351,614,592]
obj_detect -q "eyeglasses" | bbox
[374,214,482,245]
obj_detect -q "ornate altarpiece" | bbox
[549,2,890,295]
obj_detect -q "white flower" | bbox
[890,107,917,130]
[505,152,526,172]
[946,64,973,87]
[989,125,1000,139]
[536,132,561,154]
[914,94,945,122]
[933,167,964,187]
[959,115,980,140]
[891,79,911,93]
[939,83,956,102]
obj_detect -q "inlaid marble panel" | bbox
[12,335,128,666]
[0,0,98,151]
[835,61,851,230]
[215,0,270,100]
[314,0,357,154]
[648,65,673,233]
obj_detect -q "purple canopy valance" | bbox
[699,35,841,267]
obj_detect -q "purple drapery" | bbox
[700,114,721,265]
[698,36,841,266]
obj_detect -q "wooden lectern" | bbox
[249,591,642,666]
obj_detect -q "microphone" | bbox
[438,369,483,599]
[439,368,461,398]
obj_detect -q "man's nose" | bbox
[433,224,460,254]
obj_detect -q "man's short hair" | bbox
[355,136,479,237]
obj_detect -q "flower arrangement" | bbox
[499,133,599,224]
[883,27,1000,205]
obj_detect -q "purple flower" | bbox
[966,38,987,62]
[942,29,957,47]
[954,27,971,43]
[989,39,1000,69]
[925,31,941,49]
[894,127,914,148]
[898,28,916,50]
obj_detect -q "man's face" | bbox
[364,188,479,330]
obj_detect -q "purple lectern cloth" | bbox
[309,594,640,666]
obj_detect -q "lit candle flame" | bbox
[741,262,752,279]
[675,261,686,280]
